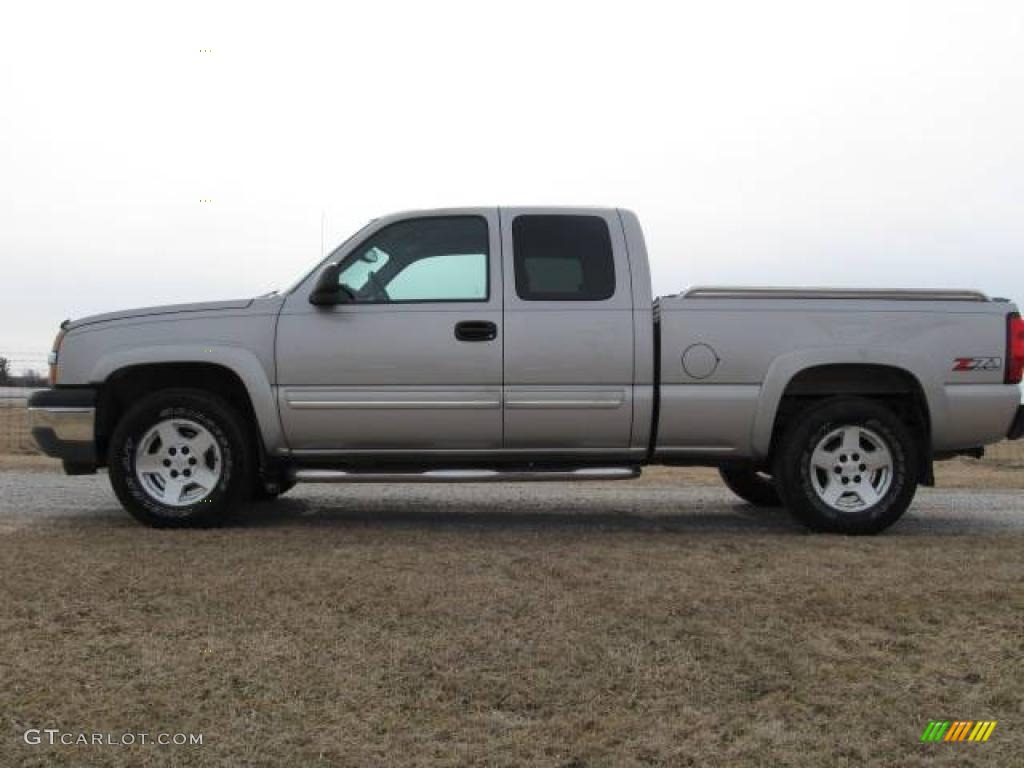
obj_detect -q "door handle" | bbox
[455,320,498,342]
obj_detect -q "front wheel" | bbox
[107,389,253,528]
[772,397,919,535]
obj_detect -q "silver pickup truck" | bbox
[30,207,1024,533]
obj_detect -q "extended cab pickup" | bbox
[30,207,1024,533]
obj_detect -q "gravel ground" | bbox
[1,468,1021,534]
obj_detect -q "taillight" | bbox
[48,328,66,386]
[1007,312,1024,385]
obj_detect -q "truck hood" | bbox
[66,299,256,330]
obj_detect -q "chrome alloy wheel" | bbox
[809,425,894,513]
[134,418,223,507]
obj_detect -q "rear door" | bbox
[276,210,503,455]
[499,208,635,455]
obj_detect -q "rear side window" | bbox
[512,215,615,301]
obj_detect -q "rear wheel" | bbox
[718,464,781,507]
[773,397,919,535]
[107,389,253,528]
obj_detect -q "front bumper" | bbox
[28,388,98,470]
[1009,405,1024,441]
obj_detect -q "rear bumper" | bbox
[28,388,97,470]
[1009,406,1024,441]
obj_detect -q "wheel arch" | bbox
[753,351,940,471]
[92,349,283,462]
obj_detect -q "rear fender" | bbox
[752,348,942,458]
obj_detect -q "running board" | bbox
[290,466,641,483]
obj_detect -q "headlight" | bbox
[48,326,67,386]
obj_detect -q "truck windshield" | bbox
[283,219,377,296]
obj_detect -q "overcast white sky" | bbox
[1,0,1023,371]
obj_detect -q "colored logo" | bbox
[920,721,997,742]
[953,357,1002,372]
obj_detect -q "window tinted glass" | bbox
[339,247,391,294]
[338,216,489,302]
[512,215,615,301]
[387,253,487,301]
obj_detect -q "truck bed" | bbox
[653,287,1019,460]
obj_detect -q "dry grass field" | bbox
[0,393,49,452]
[3,502,1022,767]
[1,402,1022,766]
[0,398,36,455]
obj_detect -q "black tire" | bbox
[107,388,253,528]
[718,464,781,507]
[772,397,919,535]
[251,477,296,501]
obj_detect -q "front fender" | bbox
[89,344,285,454]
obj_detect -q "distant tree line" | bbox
[0,357,47,387]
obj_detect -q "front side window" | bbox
[337,216,489,303]
[512,215,615,301]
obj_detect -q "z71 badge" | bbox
[953,357,1003,372]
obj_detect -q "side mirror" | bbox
[309,263,351,306]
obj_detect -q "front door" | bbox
[276,210,503,455]
[499,208,635,456]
